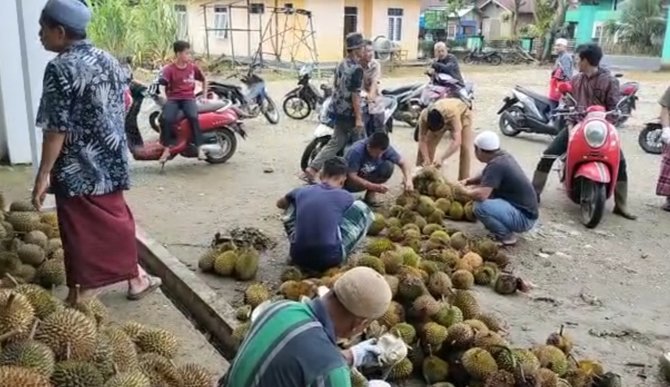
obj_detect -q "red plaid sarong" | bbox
[657,145,670,196]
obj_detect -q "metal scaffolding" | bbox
[200,0,320,71]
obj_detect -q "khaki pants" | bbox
[415,110,473,180]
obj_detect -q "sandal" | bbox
[662,200,670,212]
[298,173,316,185]
[127,275,162,301]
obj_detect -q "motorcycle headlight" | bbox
[583,121,608,148]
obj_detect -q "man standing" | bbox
[655,86,670,211]
[530,43,636,220]
[548,38,573,107]
[219,266,393,387]
[344,132,414,206]
[416,98,473,180]
[461,131,538,246]
[279,158,373,273]
[429,41,464,84]
[158,40,208,164]
[303,33,366,183]
[361,39,384,135]
[32,0,161,304]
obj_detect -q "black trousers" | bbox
[161,99,203,147]
[535,128,628,182]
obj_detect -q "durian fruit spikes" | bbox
[546,324,573,355]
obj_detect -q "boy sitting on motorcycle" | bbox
[531,43,635,220]
[158,40,208,165]
[416,97,473,181]
[278,157,373,273]
[343,132,413,206]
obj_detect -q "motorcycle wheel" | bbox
[300,136,331,171]
[498,106,523,137]
[205,128,238,164]
[149,111,161,133]
[579,179,606,229]
[262,95,280,124]
[638,124,664,155]
[488,54,503,66]
[463,55,474,65]
[282,96,311,120]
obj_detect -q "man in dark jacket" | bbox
[531,43,635,220]
[429,41,464,83]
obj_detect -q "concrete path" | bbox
[603,55,661,71]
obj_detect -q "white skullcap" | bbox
[555,38,568,46]
[333,267,392,319]
[474,130,500,151]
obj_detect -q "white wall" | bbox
[0,0,52,165]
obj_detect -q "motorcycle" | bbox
[197,63,280,124]
[552,82,622,228]
[497,86,565,137]
[462,48,502,66]
[282,63,333,120]
[124,81,246,166]
[498,73,639,137]
[638,118,664,155]
[381,82,425,127]
[299,95,399,171]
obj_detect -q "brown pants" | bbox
[416,111,474,180]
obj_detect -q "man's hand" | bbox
[32,173,50,211]
[459,178,470,186]
[402,178,414,192]
[431,158,443,168]
[349,339,383,368]
[662,127,670,145]
[367,183,388,194]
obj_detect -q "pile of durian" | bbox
[197,242,260,281]
[0,195,217,386]
[396,167,478,223]
[228,170,621,386]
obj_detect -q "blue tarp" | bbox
[419,13,426,28]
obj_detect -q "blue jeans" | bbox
[474,199,536,240]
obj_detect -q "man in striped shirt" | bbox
[219,267,393,387]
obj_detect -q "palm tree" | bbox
[606,0,666,54]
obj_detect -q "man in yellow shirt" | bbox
[416,97,473,180]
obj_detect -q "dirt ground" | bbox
[2,64,669,385]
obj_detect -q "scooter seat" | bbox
[514,86,553,107]
[174,101,228,121]
[382,84,421,96]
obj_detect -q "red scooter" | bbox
[555,82,620,228]
[124,81,246,166]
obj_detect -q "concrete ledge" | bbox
[135,227,240,360]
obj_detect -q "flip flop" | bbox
[127,275,162,301]
[298,174,316,185]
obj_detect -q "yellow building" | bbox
[174,0,421,63]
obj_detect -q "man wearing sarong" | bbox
[656,86,670,211]
[278,157,373,273]
[416,97,474,180]
[32,0,161,304]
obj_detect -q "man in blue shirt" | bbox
[278,157,373,273]
[344,132,414,206]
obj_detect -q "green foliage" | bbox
[603,0,666,55]
[87,0,178,68]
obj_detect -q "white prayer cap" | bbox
[555,38,568,47]
[474,131,500,151]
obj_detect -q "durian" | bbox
[445,322,474,348]
[368,213,386,236]
[452,290,480,319]
[399,247,420,267]
[35,259,65,288]
[0,340,55,377]
[546,325,574,355]
[178,363,215,387]
[0,291,34,337]
[388,357,413,381]
[9,201,34,212]
[494,274,520,295]
[474,265,498,286]
[10,284,61,320]
[244,283,270,308]
[449,232,468,250]
[435,198,451,213]
[17,244,45,266]
[423,349,450,383]
[384,275,399,297]
[473,331,508,352]
[231,321,250,348]
[412,294,441,318]
[101,326,138,372]
[355,255,386,274]
[136,328,179,359]
[197,249,218,272]
[51,360,105,387]
[138,352,182,387]
[23,231,48,250]
[279,266,303,282]
[103,371,151,387]
[397,274,425,302]
[476,312,505,332]
[391,322,416,344]
[234,247,260,280]
[433,305,463,328]
[462,347,498,380]
[422,322,448,348]
[451,270,474,290]
[6,212,40,233]
[380,251,403,274]
[428,272,451,298]
[533,345,569,376]
[379,301,404,328]
[35,308,97,361]
[448,202,465,220]
[213,251,237,276]
[365,238,395,257]
[0,365,51,387]
[121,321,146,342]
[464,201,476,221]
[461,252,483,269]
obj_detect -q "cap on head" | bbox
[345,32,365,51]
[333,267,392,319]
[42,0,92,34]
[555,38,568,47]
[474,130,500,151]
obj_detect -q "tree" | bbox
[528,0,567,61]
[511,0,526,39]
[604,0,665,55]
